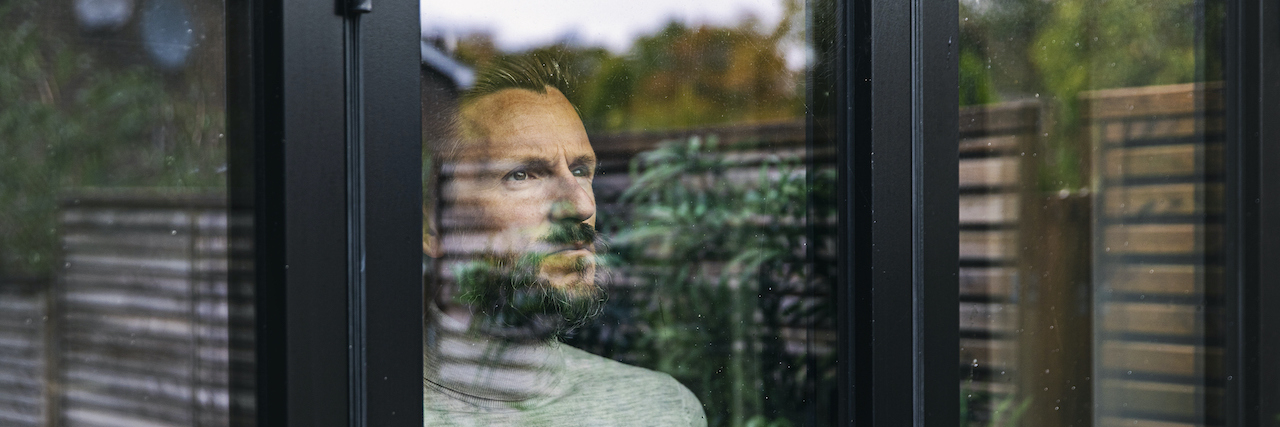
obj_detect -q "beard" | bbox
[452,222,607,342]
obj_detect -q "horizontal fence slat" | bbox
[959,194,1019,225]
[959,302,1017,335]
[1102,224,1220,256]
[959,338,1016,373]
[959,267,1015,300]
[1082,82,1223,120]
[1097,379,1221,421]
[1104,183,1222,217]
[1103,144,1222,180]
[1101,341,1221,378]
[1103,265,1220,297]
[959,157,1020,188]
[959,230,1017,261]
[1101,303,1213,337]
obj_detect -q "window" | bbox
[0,0,237,425]
[419,1,840,425]
[3,0,1276,426]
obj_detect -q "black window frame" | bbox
[1225,0,1280,423]
[229,0,422,425]
[225,0,1280,425]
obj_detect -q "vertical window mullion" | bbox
[848,0,958,424]
[1227,0,1280,422]
[357,0,424,425]
[915,0,960,423]
[242,0,350,425]
[1257,0,1280,419]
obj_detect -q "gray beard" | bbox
[451,252,606,342]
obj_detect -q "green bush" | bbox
[569,135,837,427]
[0,1,224,277]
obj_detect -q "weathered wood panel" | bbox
[55,192,230,427]
[1103,144,1222,179]
[1104,183,1222,217]
[0,278,47,427]
[1088,82,1225,426]
[1104,265,1221,297]
[959,230,1019,261]
[1100,341,1223,378]
[956,101,1039,423]
[958,267,1016,299]
[959,194,1019,225]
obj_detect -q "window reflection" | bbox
[421,1,838,425]
[0,0,233,425]
[959,0,1225,425]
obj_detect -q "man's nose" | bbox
[549,175,595,222]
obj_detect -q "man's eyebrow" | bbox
[569,155,598,169]
[508,158,554,171]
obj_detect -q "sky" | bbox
[420,0,788,54]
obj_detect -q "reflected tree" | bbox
[0,0,224,277]
[569,136,836,427]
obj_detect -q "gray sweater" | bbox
[423,313,706,426]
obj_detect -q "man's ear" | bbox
[423,205,443,259]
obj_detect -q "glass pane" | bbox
[0,0,239,425]
[420,0,839,425]
[958,0,1224,425]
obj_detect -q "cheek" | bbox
[476,193,545,231]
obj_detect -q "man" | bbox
[421,55,707,427]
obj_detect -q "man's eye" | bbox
[509,171,528,181]
[572,167,589,177]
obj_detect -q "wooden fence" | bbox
[957,101,1041,423]
[54,192,230,427]
[0,277,48,427]
[1087,83,1224,427]
[0,85,1226,427]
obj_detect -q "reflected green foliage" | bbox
[961,0,1223,188]
[451,0,805,133]
[1029,0,1206,188]
[0,1,224,276]
[961,387,1032,427]
[959,49,998,106]
[569,136,836,427]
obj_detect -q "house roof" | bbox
[421,40,475,90]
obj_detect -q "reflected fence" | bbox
[0,83,1222,427]
[960,82,1225,427]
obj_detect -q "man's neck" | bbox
[423,304,568,404]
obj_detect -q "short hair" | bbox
[436,52,581,165]
[423,52,581,235]
[462,53,578,107]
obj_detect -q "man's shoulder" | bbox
[558,343,707,426]
[558,344,664,381]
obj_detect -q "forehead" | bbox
[456,87,593,161]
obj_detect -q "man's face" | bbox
[441,86,599,299]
